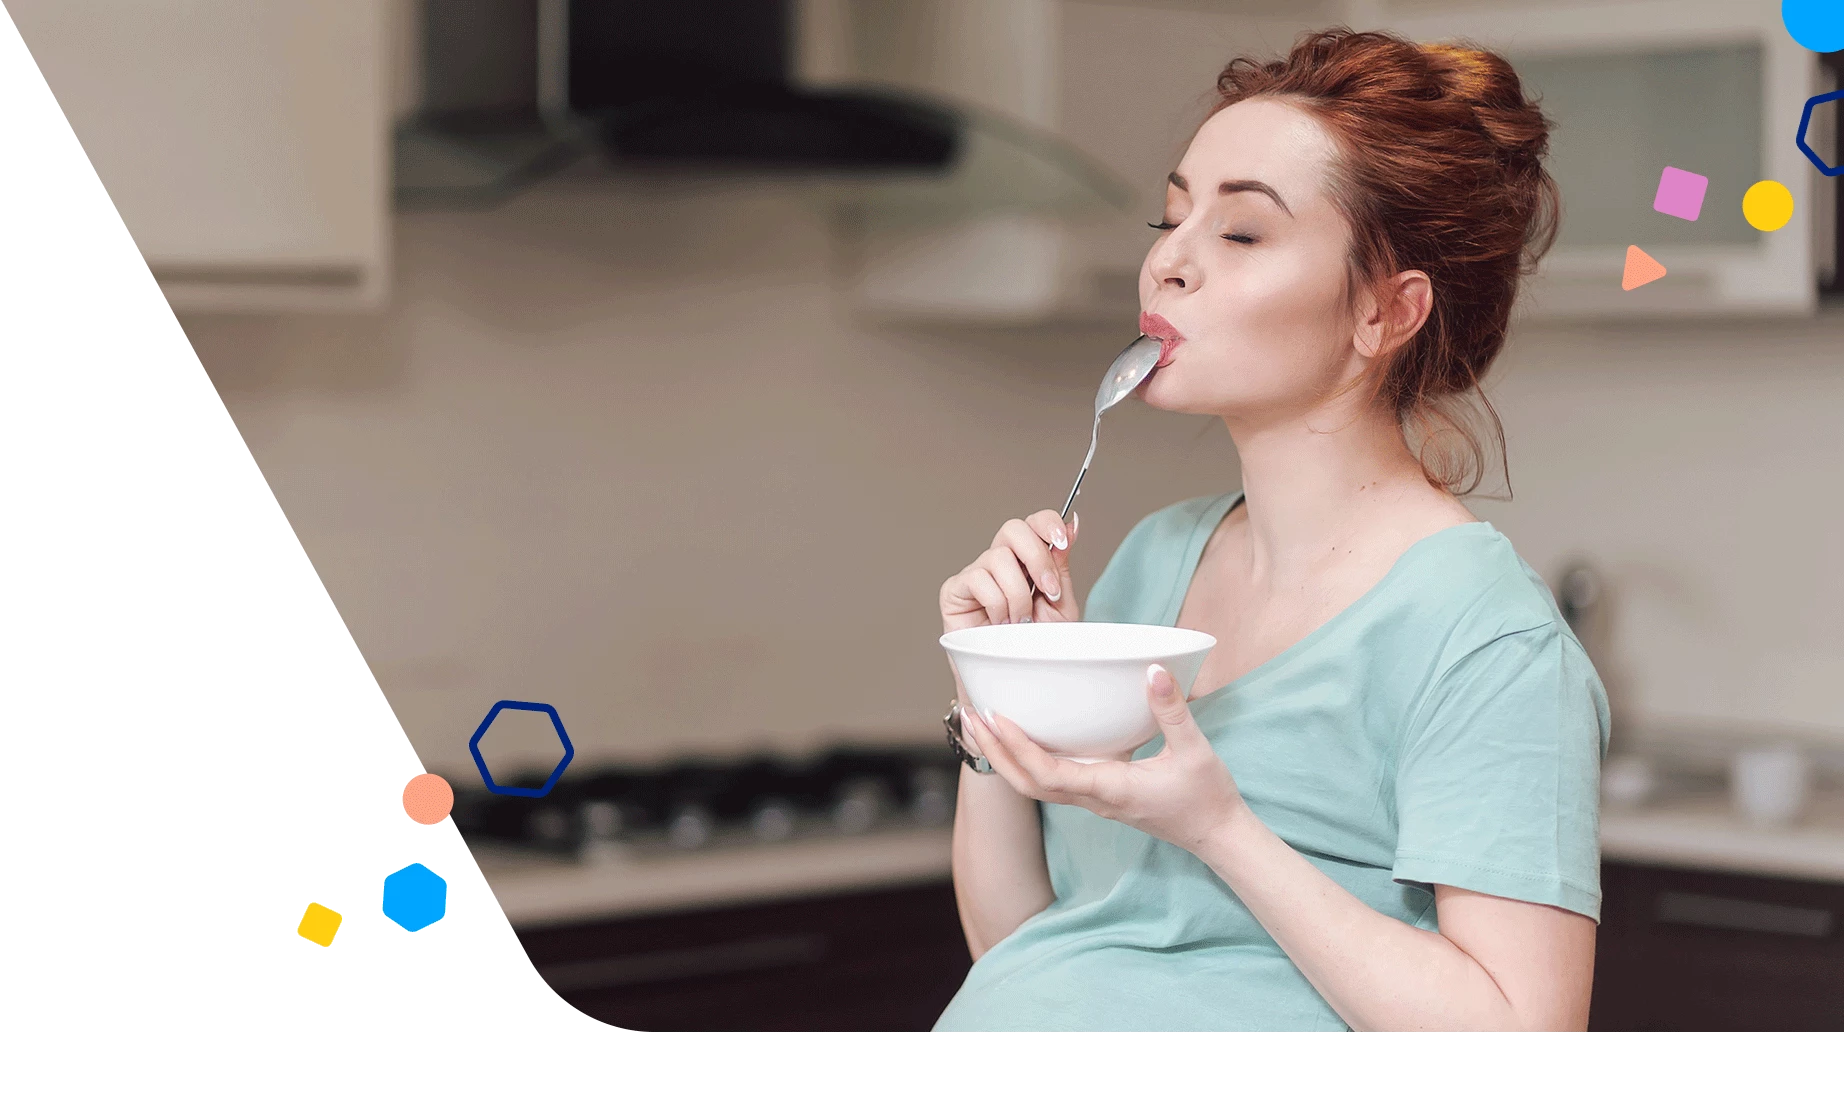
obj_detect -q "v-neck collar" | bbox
[1161,490,1496,710]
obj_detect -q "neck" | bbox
[1222,401,1441,584]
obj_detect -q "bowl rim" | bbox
[938,621,1217,663]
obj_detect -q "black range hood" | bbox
[396,0,1129,217]
[596,81,957,170]
[568,0,957,171]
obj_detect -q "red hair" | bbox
[1209,28,1559,496]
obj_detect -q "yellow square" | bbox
[297,902,342,947]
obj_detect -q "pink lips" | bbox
[1139,311,1184,367]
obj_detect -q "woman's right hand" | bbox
[940,510,1080,633]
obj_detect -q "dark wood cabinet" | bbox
[518,862,1844,1031]
[1591,861,1844,1031]
[515,880,972,1031]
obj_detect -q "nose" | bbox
[1145,223,1200,293]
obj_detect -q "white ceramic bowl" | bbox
[939,622,1217,762]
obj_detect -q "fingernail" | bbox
[1147,662,1174,697]
[960,706,975,733]
[981,709,996,728]
[1054,529,1068,550]
[1042,578,1060,601]
[1073,511,1080,539]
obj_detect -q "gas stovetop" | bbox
[452,744,959,862]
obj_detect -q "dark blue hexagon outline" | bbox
[467,699,575,797]
[1797,90,1844,177]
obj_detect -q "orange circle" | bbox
[402,773,454,824]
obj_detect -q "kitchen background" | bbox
[12,0,1844,1030]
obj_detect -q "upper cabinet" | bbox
[858,0,1837,323]
[1355,0,1832,318]
[9,1,391,312]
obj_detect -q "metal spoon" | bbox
[1030,334,1162,609]
[1058,334,1162,526]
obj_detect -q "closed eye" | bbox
[1146,221,1257,246]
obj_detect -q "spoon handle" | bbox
[1057,464,1088,524]
[1032,417,1101,611]
[1059,415,1101,524]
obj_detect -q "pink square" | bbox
[1653,166,1708,221]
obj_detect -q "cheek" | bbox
[1218,255,1350,359]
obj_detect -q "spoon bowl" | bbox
[1095,334,1163,414]
[1056,334,1162,524]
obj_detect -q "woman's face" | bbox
[1135,97,1367,422]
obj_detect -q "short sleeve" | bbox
[1392,620,1610,921]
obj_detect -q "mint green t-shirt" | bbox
[933,491,1610,1032]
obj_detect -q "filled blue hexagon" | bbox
[467,699,574,798]
[382,863,447,932]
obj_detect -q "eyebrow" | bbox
[1167,171,1293,217]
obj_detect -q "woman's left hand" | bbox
[963,664,1248,856]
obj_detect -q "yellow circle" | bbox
[1742,180,1794,232]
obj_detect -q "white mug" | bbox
[1730,746,1812,827]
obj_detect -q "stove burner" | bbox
[452,743,960,859]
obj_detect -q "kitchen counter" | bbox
[1600,787,1844,884]
[473,789,1844,929]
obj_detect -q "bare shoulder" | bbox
[1389,486,1480,541]
[1341,486,1483,585]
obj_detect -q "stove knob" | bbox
[527,807,571,846]
[750,798,797,842]
[832,779,885,835]
[579,800,623,840]
[667,804,714,850]
[909,767,954,826]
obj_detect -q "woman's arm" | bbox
[937,508,1079,959]
[965,663,1597,1030]
[1198,806,1595,1030]
[948,673,1054,960]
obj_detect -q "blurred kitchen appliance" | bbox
[1555,555,1636,755]
[453,743,959,861]
[553,0,958,170]
[400,0,1129,211]
[399,0,1140,322]
[1556,559,1607,658]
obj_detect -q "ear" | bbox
[1353,270,1433,361]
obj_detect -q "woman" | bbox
[932,28,1607,1032]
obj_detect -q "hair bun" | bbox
[1419,42,1552,170]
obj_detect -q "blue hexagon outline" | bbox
[382,862,447,932]
[1796,89,1844,177]
[467,699,575,798]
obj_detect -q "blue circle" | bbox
[1784,0,1844,53]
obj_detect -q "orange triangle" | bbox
[1622,245,1666,290]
